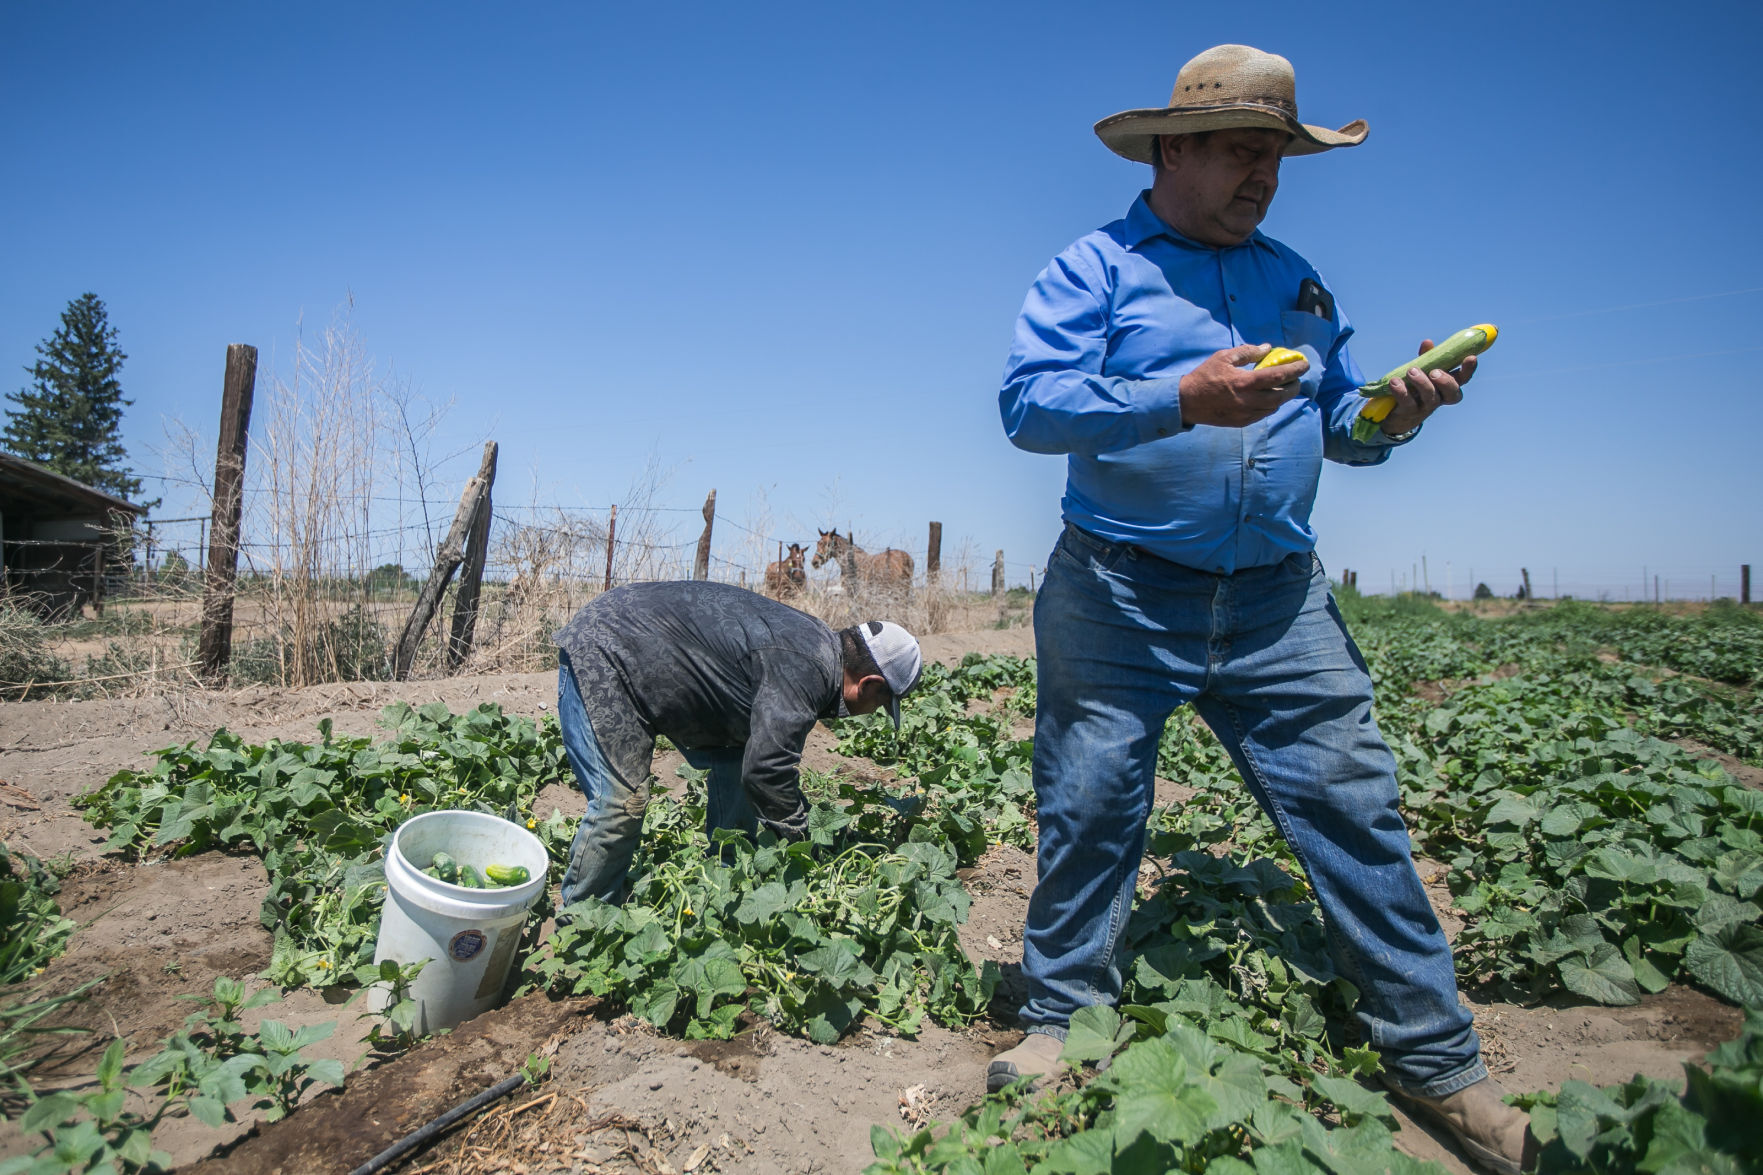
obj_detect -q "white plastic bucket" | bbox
[369,809,549,1033]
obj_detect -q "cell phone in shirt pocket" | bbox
[1296,278,1334,320]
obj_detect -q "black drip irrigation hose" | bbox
[347,1072,528,1175]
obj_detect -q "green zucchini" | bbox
[1351,324,1498,442]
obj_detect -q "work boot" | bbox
[1386,1077,1530,1175]
[986,1031,1066,1093]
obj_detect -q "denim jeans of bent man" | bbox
[1024,524,1484,1097]
[556,651,760,909]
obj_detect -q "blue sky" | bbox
[4,0,1760,600]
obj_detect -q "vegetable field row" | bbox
[2,598,1758,1173]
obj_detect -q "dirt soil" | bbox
[0,623,1748,1174]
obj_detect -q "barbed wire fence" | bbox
[3,471,1045,697]
[6,475,1754,701]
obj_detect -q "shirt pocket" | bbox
[1279,311,1338,401]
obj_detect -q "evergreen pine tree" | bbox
[4,292,144,502]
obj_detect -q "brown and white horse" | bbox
[764,542,807,598]
[812,529,914,591]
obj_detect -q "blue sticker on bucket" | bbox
[449,929,487,961]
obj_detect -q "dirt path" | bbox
[0,622,1747,1174]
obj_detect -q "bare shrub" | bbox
[476,507,608,672]
[465,455,692,674]
[0,603,71,698]
[136,305,472,688]
[250,312,384,685]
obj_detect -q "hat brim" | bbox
[885,693,901,730]
[1095,104,1367,163]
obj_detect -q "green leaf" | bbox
[1685,922,1763,1007]
[1036,1128,1114,1175]
[256,1019,296,1052]
[1559,943,1642,1006]
[1105,1038,1215,1146]
[631,980,679,1027]
[1621,936,1673,995]
[1552,1079,1627,1159]
[305,1057,347,1088]
[1584,846,1657,886]
[1693,894,1762,935]
[797,938,874,989]
[1061,1005,1129,1065]
[869,1124,901,1160]
[20,1092,80,1133]
[188,1094,231,1127]
[733,881,791,925]
[1338,1046,1384,1077]
[1309,1072,1391,1125]
[94,1037,127,1087]
[1484,792,1541,828]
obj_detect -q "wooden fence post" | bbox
[88,542,105,618]
[445,441,498,671]
[1743,564,1751,605]
[1521,567,1533,601]
[394,451,495,680]
[927,521,942,588]
[992,550,1004,596]
[198,344,257,681]
[604,505,617,591]
[694,489,716,580]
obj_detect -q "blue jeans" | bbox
[555,652,759,908]
[1023,525,1484,1097]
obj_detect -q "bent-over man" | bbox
[992,44,1527,1175]
[552,580,922,906]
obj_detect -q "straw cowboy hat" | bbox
[1095,44,1367,162]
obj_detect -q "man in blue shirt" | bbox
[994,45,1527,1175]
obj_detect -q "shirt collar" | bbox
[1122,190,1276,256]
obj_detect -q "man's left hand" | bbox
[1380,339,1478,437]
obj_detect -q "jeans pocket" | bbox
[1057,525,1131,575]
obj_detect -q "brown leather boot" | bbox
[1387,1077,1531,1175]
[985,1032,1066,1093]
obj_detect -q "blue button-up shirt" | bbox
[1000,192,1407,573]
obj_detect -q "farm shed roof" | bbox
[0,452,146,518]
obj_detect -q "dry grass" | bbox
[14,306,1012,693]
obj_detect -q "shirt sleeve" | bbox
[738,647,828,838]
[1315,307,1412,465]
[999,249,1187,456]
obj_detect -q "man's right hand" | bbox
[1177,343,1308,428]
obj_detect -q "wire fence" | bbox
[1,490,1038,698]
[6,464,1748,699]
[1336,560,1755,605]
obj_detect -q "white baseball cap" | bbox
[857,620,923,729]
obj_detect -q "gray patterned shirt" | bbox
[553,581,842,835]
